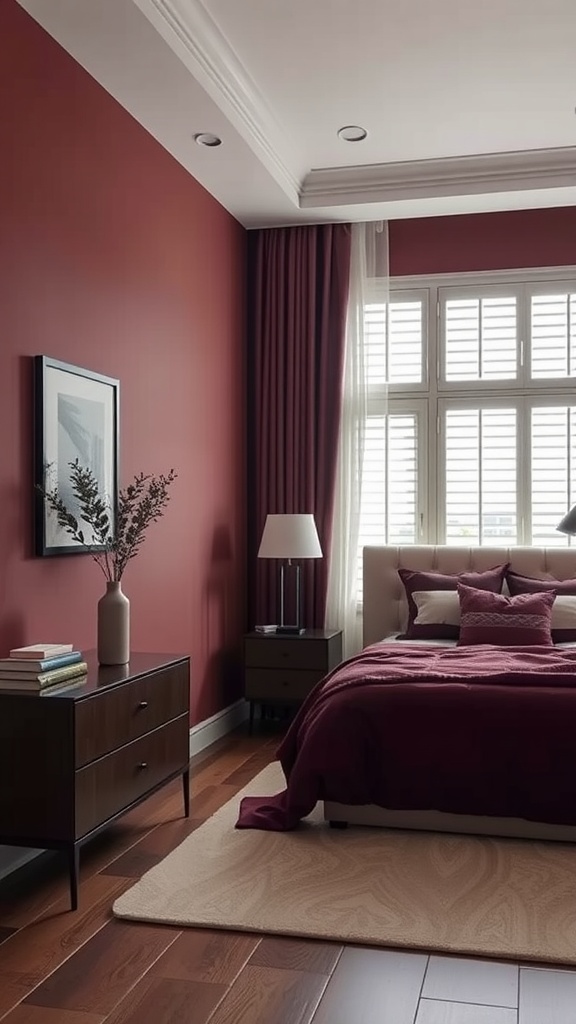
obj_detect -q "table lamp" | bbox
[257,513,322,634]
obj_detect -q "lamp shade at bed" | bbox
[557,505,576,536]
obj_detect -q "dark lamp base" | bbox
[275,625,305,635]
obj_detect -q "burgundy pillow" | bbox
[398,563,509,640]
[506,570,576,642]
[457,583,555,647]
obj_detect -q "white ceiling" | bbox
[17,0,576,228]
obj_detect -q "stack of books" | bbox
[0,644,88,693]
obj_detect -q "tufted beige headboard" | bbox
[363,545,576,649]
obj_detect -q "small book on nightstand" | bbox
[254,625,305,635]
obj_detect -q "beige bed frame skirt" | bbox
[323,544,576,841]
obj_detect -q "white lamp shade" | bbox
[557,505,576,536]
[257,514,322,559]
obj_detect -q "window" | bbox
[358,269,576,594]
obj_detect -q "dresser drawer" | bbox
[75,714,189,838]
[245,638,330,672]
[75,661,189,767]
[245,667,324,703]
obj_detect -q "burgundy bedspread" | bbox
[236,643,576,831]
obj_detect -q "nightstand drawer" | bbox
[75,714,189,838]
[245,668,324,702]
[75,662,189,767]
[245,638,331,672]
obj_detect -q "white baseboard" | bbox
[189,698,249,757]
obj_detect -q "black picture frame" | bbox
[33,356,120,557]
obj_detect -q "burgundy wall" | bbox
[389,206,576,276]
[0,2,246,725]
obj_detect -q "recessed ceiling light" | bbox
[337,125,368,143]
[193,133,222,147]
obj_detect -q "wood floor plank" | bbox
[0,874,129,1018]
[98,816,200,878]
[416,1000,517,1024]
[311,947,428,1024]
[192,736,273,788]
[205,964,328,1024]
[519,967,576,1024]
[0,926,17,945]
[249,937,342,975]
[147,928,261,984]
[101,976,227,1024]
[221,749,275,786]
[0,820,154,929]
[0,1006,105,1024]
[23,920,180,1015]
[423,956,518,1008]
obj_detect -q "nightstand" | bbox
[244,628,343,733]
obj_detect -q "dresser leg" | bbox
[182,768,190,817]
[248,701,255,735]
[68,844,80,911]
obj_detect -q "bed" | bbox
[237,545,576,839]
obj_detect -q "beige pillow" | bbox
[412,590,460,626]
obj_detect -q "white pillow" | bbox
[553,594,576,628]
[412,590,460,625]
[412,590,576,629]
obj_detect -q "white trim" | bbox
[300,148,576,209]
[189,699,249,757]
[132,0,301,203]
[390,265,576,289]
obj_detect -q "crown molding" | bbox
[300,147,576,208]
[132,0,301,203]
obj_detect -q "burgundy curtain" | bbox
[247,224,351,629]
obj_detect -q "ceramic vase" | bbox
[97,581,130,665]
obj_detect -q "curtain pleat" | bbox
[247,224,351,628]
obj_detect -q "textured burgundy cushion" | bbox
[457,583,555,647]
[506,571,576,642]
[398,564,509,640]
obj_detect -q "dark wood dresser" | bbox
[0,651,190,910]
[244,628,342,732]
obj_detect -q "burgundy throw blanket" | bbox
[236,643,576,831]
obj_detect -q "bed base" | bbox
[323,802,576,842]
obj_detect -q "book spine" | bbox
[0,665,88,686]
[0,653,83,672]
[36,663,88,686]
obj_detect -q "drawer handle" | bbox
[137,761,149,770]
[137,701,149,710]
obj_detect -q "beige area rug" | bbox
[113,762,576,965]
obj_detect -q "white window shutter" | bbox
[444,296,517,382]
[443,405,517,545]
[531,293,576,379]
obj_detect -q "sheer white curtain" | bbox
[325,221,389,657]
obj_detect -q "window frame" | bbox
[363,264,576,553]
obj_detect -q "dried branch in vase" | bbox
[37,460,177,582]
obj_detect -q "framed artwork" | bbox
[33,356,120,557]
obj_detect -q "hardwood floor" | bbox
[0,726,575,1024]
